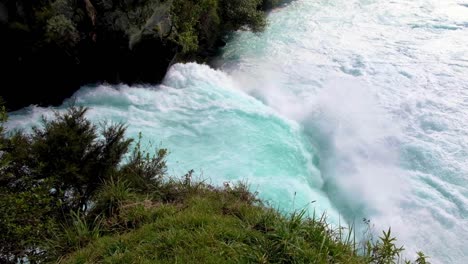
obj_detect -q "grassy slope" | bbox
[62,183,364,264]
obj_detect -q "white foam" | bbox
[6,0,468,262]
[220,0,468,262]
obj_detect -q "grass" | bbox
[58,179,428,264]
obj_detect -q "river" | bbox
[7,0,468,262]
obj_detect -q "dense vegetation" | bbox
[0,104,430,263]
[1,0,282,110]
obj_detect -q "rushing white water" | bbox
[7,0,468,262]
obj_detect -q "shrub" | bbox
[262,0,283,10]
[0,106,132,262]
[120,132,168,193]
[32,107,132,213]
[0,185,59,263]
[45,15,80,47]
[221,0,267,32]
[170,0,268,54]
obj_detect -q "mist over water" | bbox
[7,0,468,262]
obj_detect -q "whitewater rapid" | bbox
[7,0,468,262]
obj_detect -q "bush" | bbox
[45,15,80,47]
[170,0,268,54]
[0,106,132,262]
[221,0,267,32]
[262,0,283,10]
[31,107,132,213]
[0,186,59,263]
[121,132,168,193]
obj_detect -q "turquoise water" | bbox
[7,0,468,262]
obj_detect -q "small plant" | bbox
[48,211,101,257]
[225,181,259,204]
[93,177,133,217]
[415,251,431,264]
[121,132,168,193]
[364,227,405,264]
[45,15,80,47]
[183,169,194,187]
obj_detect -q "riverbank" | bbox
[1,0,282,111]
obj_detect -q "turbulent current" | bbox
[7,0,468,262]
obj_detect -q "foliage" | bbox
[0,184,58,263]
[50,0,76,20]
[415,252,431,264]
[31,107,132,213]
[92,177,134,217]
[170,0,221,54]
[262,0,283,10]
[0,97,7,152]
[15,0,274,56]
[170,0,271,54]
[0,106,132,262]
[45,15,80,47]
[0,99,7,125]
[365,228,405,264]
[120,132,168,193]
[221,0,267,32]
